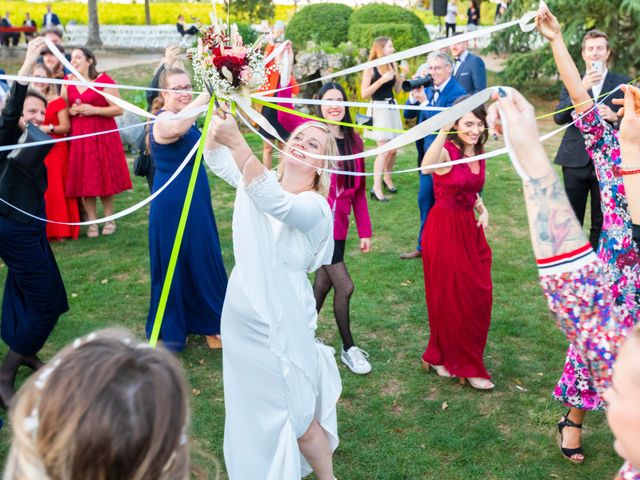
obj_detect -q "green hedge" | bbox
[347,23,415,52]
[286,3,353,50]
[348,3,429,51]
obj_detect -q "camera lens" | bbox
[401,74,434,92]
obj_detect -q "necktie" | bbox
[432,89,440,105]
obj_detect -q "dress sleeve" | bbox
[572,108,616,164]
[537,244,630,396]
[203,146,241,188]
[275,86,308,133]
[614,461,640,480]
[245,171,329,234]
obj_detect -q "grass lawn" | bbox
[0,63,621,479]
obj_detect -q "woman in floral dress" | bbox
[536,5,639,465]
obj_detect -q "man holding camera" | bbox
[400,52,466,259]
[553,30,629,249]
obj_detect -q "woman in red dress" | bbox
[31,63,80,241]
[419,102,494,390]
[62,47,131,238]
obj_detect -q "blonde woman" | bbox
[205,112,342,479]
[360,36,407,202]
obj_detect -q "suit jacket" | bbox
[1,17,11,27]
[554,70,630,168]
[0,83,48,224]
[43,12,61,27]
[453,52,487,94]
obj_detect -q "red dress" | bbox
[65,73,132,197]
[421,141,492,379]
[43,97,80,240]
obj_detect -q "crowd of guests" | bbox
[0,4,638,479]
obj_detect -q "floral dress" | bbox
[553,109,640,410]
[539,246,638,479]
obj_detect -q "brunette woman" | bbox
[419,100,493,390]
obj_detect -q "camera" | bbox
[402,74,434,92]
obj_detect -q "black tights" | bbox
[313,261,355,350]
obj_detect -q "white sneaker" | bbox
[341,346,372,375]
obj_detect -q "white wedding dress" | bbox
[204,148,342,480]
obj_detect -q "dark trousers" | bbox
[446,22,456,37]
[562,164,602,249]
[417,173,435,251]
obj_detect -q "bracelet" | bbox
[613,165,640,177]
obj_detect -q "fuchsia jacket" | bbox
[275,90,372,241]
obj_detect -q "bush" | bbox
[235,22,259,46]
[348,3,429,51]
[286,3,353,50]
[347,23,415,52]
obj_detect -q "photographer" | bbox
[399,52,466,259]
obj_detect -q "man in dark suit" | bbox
[42,3,61,28]
[0,38,68,408]
[400,52,467,259]
[22,12,36,43]
[449,34,487,94]
[554,29,629,249]
[0,12,20,47]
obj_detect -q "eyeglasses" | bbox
[168,85,193,93]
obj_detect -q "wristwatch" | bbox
[48,124,54,133]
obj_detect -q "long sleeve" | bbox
[245,171,328,234]
[0,82,27,151]
[203,147,241,188]
[553,86,575,126]
[537,244,630,397]
[351,158,372,239]
[275,86,308,133]
[470,57,487,93]
[403,98,419,120]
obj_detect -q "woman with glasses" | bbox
[145,67,228,352]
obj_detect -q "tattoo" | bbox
[523,171,587,258]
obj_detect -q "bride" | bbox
[204,107,342,480]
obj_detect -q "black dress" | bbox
[0,82,68,355]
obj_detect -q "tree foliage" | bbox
[286,3,353,50]
[228,0,275,23]
[490,0,640,89]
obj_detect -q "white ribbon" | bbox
[0,140,199,225]
[260,10,539,96]
[251,95,446,111]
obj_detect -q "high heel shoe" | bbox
[458,377,495,390]
[557,410,584,464]
[421,360,453,377]
[383,180,397,193]
[369,189,388,202]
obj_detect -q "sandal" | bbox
[102,221,116,236]
[459,377,495,390]
[557,410,584,464]
[205,335,222,349]
[421,359,452,377]
[86,224,99,238]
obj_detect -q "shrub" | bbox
[286,3,353,50]
[347,23,415,52]
[348,3,429,51]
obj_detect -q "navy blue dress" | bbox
[146,121,228,351]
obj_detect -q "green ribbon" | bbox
[149,98,216,348]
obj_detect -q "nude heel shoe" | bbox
[459,377,495,390]
[421,359,452,378]
[205,335,222,349]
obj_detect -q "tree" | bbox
[145,0,151,25]
[87,0,102,48]
[490,0,639,90]
[228,0,275,23]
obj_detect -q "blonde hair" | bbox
[4,329,191,480]
[368,36,393,74]
[277,122,338,197]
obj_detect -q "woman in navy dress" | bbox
[145,67,228,352]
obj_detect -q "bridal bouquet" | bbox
[189,20,267,98]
